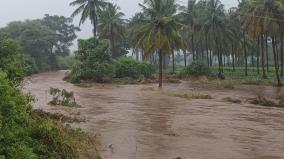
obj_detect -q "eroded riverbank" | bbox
[24,71,284,159]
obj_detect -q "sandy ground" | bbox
[24,71,284,159]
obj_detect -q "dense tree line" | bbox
[0,15,79,73]
[70,0,284,87]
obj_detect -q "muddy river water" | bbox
[24,71,284,159]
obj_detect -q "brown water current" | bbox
[24,71,284,159]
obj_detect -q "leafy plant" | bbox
[49,87,79,107]
[181,61,211,77]
[114,57,155,79]
[65,38,115,83]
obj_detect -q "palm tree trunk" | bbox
[281,34,284,77]
[110,26,115,57]
[261,34,267,79]
[232,44,235,72]
[183,49,187,67]
[92,8,97,37]
[218,43,223,74]
[191,34,195,61]
[206,35,209,66]
[141,47,145,61]
[272,37,281,86]
[159,50,163,88]
[243,30,248,76]
[257,37,260,75]
[265,34,269,72]
[172,50,175,73]
[210,50,212,66]
[135,50,139,61]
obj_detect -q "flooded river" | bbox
[24,71,284,159]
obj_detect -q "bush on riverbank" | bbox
[0,71,100,159]
[65,38,155,84]
[64,38,115,83]
[181,61,211,78]
[0,38,100,159]
[114,57,155,79]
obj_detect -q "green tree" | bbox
[1,16,79,72]
[133,0,184,88]
[241,0,284,85]
[65,38,115,83]
[98,3,126,57]
[41,14,80,56]
[70,0,108,36]
[0,39,29,85]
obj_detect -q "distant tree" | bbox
[1,16,79,72]
[40,14,80,56]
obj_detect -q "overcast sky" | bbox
[0,0,238,48]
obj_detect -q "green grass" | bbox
[165,65,284,86]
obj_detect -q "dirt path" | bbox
[24,71,284,159]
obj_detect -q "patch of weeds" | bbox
[75,82,93,88]
[241,78,276,86]
[223,97,242,104]
[249,95,278,107]
[141,87,156,91]
[166,78,181,83]
[223,80,236,89]
[32,109,86,123]
[276,95,284,107]
[49,87,80,107]
[216,80,236,89]
[112,77,140,85]
[31,110,101,159]
[166,92,213,100]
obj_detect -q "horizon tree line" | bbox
[71,0,284,87]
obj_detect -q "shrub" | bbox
[166,92,213,100]
[249,95,277,107]
[223,97,242,104]
[114,57,155,79]
[181,61,211,77]
[30,111,99,159]
[65,38,115,83]
[57,56,77,70]
[49,87,79,107]
[0,71,99,159]
[0,71,35,159]
[0,39,30,85]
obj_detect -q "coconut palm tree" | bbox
[133,0,184,88]
[70,0,108,36]
[180,0,197,60]
[203,0,227,74]
[242,0,284,85]
[128,12,148,61]
[98,3,126,57]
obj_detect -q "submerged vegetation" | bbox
[165,92,213,100]
[49,87,79,107]
[249,95,284,108]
